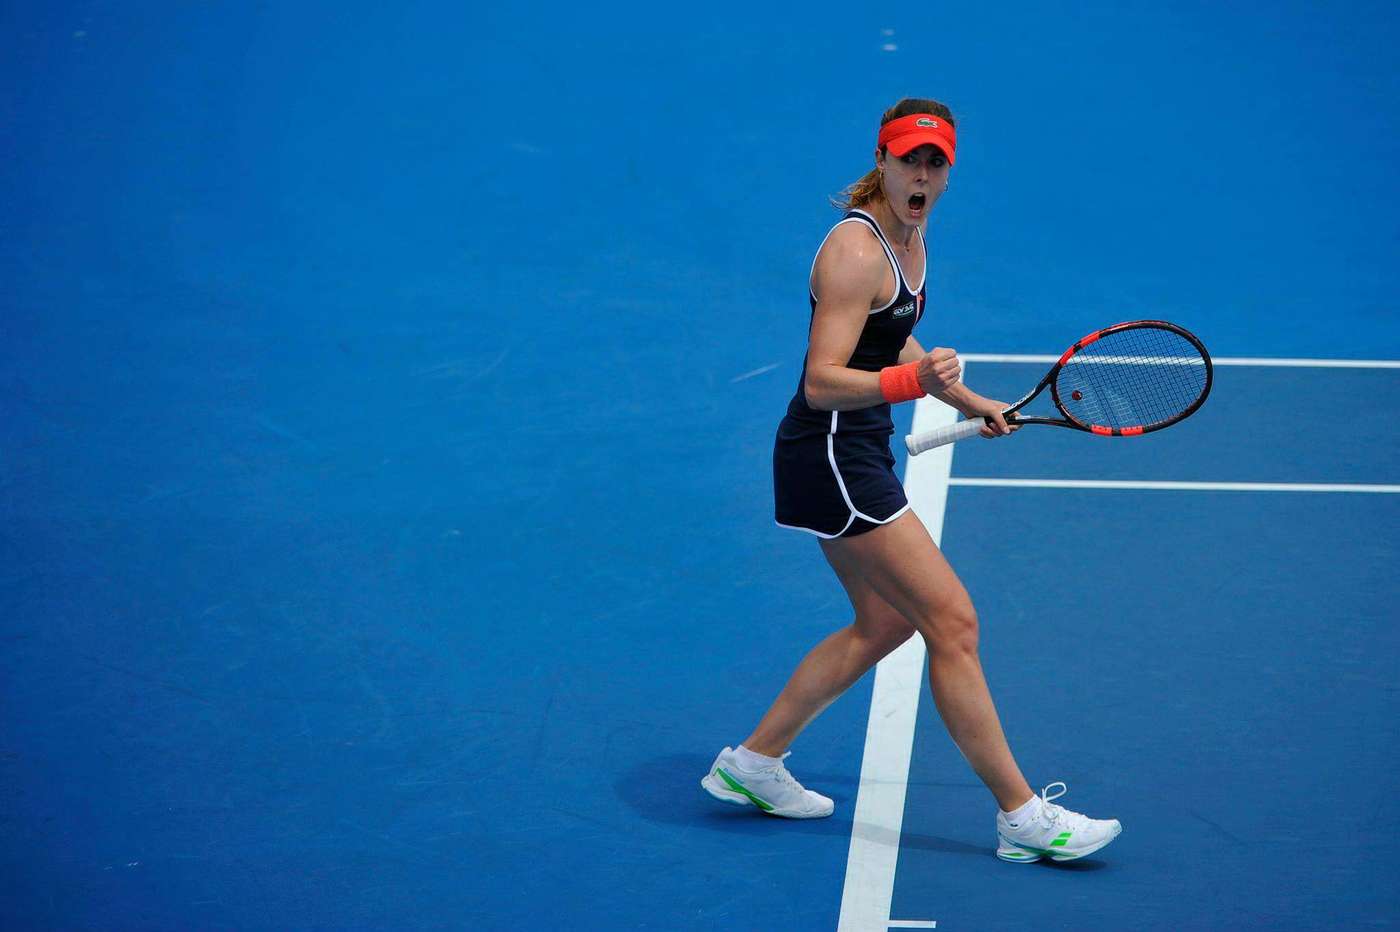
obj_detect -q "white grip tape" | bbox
[904,417,987,456]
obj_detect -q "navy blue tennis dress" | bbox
[774,208,927,538]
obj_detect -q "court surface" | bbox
[3,2,1398,930]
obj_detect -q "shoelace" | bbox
[1038,781,1092,830]
[773,752,803,793]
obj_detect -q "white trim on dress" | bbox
[808,214,902,314]
[773,411,911,538]
[851,208,923,299]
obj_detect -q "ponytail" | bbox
[831,167,884,210]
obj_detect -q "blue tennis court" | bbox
[3,3,1398,929]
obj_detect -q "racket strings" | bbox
[1055,327,1209,429]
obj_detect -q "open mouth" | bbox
[908,192,927,212]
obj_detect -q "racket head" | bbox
[1049,320,1212,435]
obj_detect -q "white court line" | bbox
[1062,356,1205,365]
[949,478,1400,494]
[836,381,961,932]
[961,353,1400,368]
[838,352,1399,931]
[730,362,781,382]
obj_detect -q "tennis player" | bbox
[702,99,1122,863]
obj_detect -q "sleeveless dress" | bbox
[773,208,927,538]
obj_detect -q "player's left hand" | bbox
[963,396,1018,438]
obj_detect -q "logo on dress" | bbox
[892,301,916,318]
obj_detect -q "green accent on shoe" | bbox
[1050,832,1073,847]
[1004,843,1091,861]
[1005,841,1062,857]
[715,768,775,812]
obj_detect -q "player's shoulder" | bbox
[814,216,887,280]
[822,214,882,253]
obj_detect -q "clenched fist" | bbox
[916,347,961,394]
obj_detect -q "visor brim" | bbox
[885,133,955,164]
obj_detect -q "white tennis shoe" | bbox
[700,747,834,819]
[996,782,1122,862]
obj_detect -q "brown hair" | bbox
[832,98,956,210]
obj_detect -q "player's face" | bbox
[880,144,950,224]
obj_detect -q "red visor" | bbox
[877,113,956,164]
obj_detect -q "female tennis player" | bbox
[701,99,1122,863]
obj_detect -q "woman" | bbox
[701,98,1121,863]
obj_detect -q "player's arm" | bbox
[803,227,893,411]
[805,229,961,411]
[897,334,1014,436]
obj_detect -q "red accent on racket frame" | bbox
[1121,426,1144,436]
[1091,425,1113,436]
[1059,329,1105,366]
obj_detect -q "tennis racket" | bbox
[905,320,1213,456]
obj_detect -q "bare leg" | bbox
[742,589,916,758]
[821,511,1034,812]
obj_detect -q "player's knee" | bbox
[921,601,979,657]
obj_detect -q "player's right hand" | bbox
[917,347,961,394]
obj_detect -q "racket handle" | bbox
[905,417,988,456]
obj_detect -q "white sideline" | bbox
[836,383,961,932]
